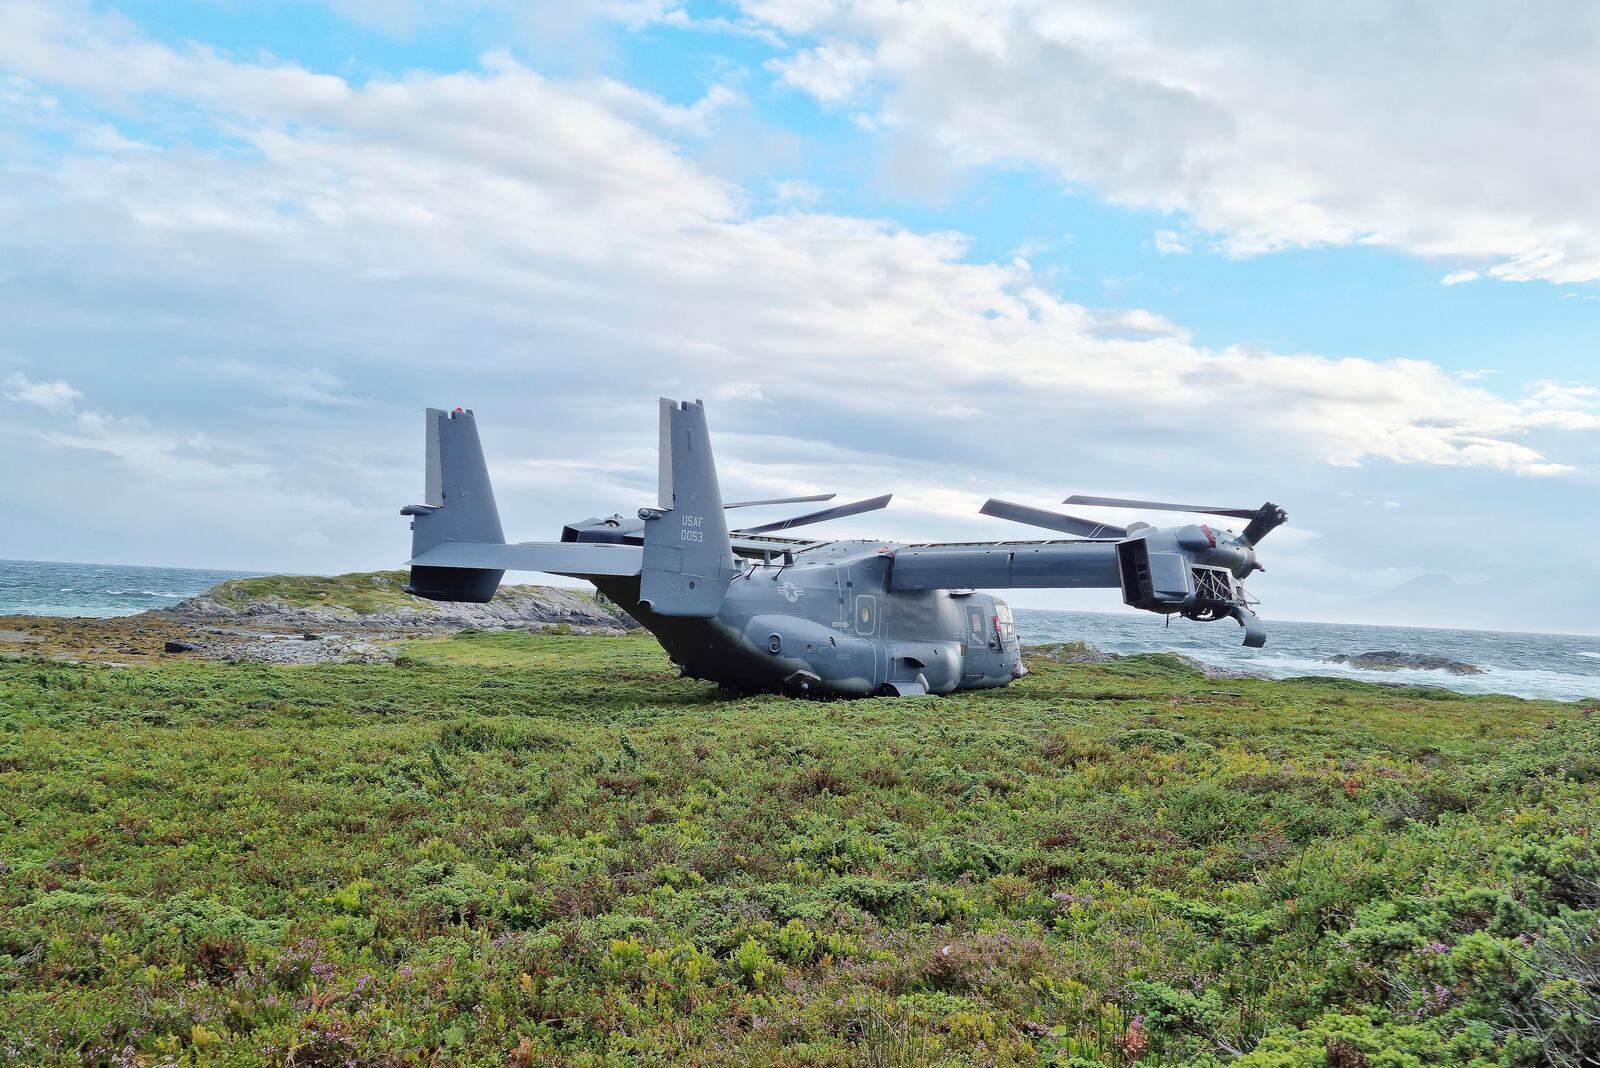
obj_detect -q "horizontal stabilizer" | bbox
[410,541,643,577]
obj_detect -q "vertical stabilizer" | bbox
[403,407,506,603]
[638,399,737,617]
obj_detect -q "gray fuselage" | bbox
[593,539,1023,697]
[402,403,1282,696]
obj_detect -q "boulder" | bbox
[1326,650,1484,675]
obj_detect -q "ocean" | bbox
[0,559,261,619]
[1016,609,1600,703]
[0,559,1594,702]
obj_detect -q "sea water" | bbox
[1017,609,1600,703]
[0,559,260,618]
[0,559,1593,702]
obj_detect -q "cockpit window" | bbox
[995,601,1015,638]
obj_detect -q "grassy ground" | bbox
[203,572,614,617]
[196,571,441,614]
[3,632,1599,1066]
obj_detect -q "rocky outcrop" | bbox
[1023,642,1265,680]
[1325,650,1485,675]
[0,571,648,665]
[1024,641,1121,665]
[1,571,641,666]
[160,572,634,633]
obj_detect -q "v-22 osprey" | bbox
[401,398,1286,698]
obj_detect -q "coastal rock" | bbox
[160,571,635,634]
[1024,641,1120,665]
[1169,654,1264,681]
[1325,650,1485,675]
[1024,642,1264,680]
[104,570,643,664]
[211,635,398,665]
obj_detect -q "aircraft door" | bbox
[961,602,1005,684]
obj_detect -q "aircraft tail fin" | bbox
[638,398,738,617]
[402,407,506,602]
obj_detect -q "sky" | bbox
[0,0,1597,633]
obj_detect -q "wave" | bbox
[1015,608,1600,702]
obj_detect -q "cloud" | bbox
[711,381,768,403]
[771,178,823,207]
[47,407,272,486]
[183,360,364,408]
[0,0,1595,587]
[0,0,1589,487]
[737,1,1600,285]
[768,42,875,105]
[1441,270,1479,286]
[1154,230,1191,256]
[4,372,83,413]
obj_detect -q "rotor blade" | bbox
[1063,494,1259,520]
[980,499,1127,539]
[1241,502,1288,545]
[723,493,836,509]
[1232,605,1267,648]
[734,493,892,534]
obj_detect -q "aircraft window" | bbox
[966,607,986,644]
[855,595,877,635]
[995,602,1015,637]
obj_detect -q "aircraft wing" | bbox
[409,540,644,578]
[728,532,823,558]
[887,539,1123,591]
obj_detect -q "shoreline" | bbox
[0,568,1593,701]
[0,570,637,666]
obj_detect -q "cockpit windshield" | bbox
[994,601,1015,638]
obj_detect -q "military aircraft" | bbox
[401,399,1286,697]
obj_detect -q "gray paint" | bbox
[400,397,1286,696]
[639,399,739,618]
[402,407,505,603]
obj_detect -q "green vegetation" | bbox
[3,631,1599,1066]
[202,571,443,613]
[201,571,615,620]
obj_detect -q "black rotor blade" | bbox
[980,499,1127,539]
[1062,494,1259,520]
[1242,502,1288,545]
[723,493,836,509]
[734,493,892,534]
